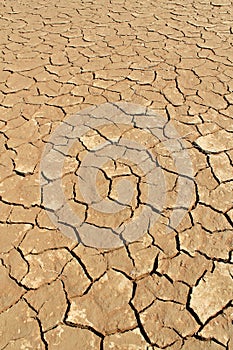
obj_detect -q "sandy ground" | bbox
[0,0,233,349]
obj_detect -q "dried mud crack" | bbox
[0,0,233,349]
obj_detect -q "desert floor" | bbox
[0,0,233,349]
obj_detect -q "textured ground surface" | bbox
[0,0,233,349]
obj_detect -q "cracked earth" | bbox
[0,0,233,349]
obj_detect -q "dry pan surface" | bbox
[0,0,233,349]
